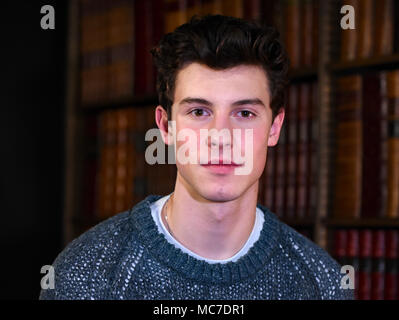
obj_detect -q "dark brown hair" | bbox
[151,14,289,121]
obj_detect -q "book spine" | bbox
[283,0,301,68]
[308,82,318,219]
[371,230,385,300]
[333,75,362,219]
[380,72,389,218]
[301,0,314,67]
[296,83,310,220]
[333,229,348,267]
[200,0,223,15]
[356,0,374,59]
[394,0,399,53]
[133,106,149,204]
[82,115,99,226]
[265,146,276,212]
[340,0,358,61]
[361,73,383,218]
[274,114,287,220]
[107,2,135,102]
[187,0,202,21]
[134,0,154,95]
[98,110,117,220]
[80,2,108,105]
[221,0,243,18]
[386,70,399,218]
[164,0,188,34]
[384,230,399,299]
[114,109,129,213]
[311,0,319,66]
[257,170,265,206]
[346,229,360,299]
[358,229,372,300]
[286,85,299,220]
[243,0,261,21]
[374,0,394,56]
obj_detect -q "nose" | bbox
[206,111,233,149]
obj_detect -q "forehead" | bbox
[174,63,271,104]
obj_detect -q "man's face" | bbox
[163,62,284,203]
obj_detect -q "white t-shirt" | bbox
[150,193,265,264]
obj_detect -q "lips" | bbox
[205,159,243,166]
[201,159,243,174]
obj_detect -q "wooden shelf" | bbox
[329,54,399,74]
[326,218,399,228]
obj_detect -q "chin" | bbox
[195,184,243,203]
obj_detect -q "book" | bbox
[340,0,358,61]
[274,111,287,220]
[221,0,243,18]
[361,72,386,218]
[358,229,372,300]
[243,0,261,21]
[80,0,108,105]
[97,110,117,220]
[356,0,374,59]
[301,0,318,67]
[371,230,385,300]
[374,0,394,56]
[264,145,276,212]
[296,82,311,219]
[346,229,360,299]
[164,0,188,34]
[283,0,301,68]
[308,82,318,219]
[333,75,363,219]
[285,85,299,219]
[134,0,155,95]
[114,109,130,213]
[386,70,399,218]
[384,230,399,299]
[107,2,135,102]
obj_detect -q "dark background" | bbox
[1,1,67,299]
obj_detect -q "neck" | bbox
[162,174,258,260]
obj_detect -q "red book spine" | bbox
[371,230,386,300]
[358,229,372,300]
[384,230,399,299]
[333,229,348,267]
[346,229,360,299]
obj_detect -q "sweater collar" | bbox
[129,194,282,284]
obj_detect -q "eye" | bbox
[188,108,210,117]
[237,110,256,118]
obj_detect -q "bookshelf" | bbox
[64,0,399,299]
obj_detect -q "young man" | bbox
[40,15,353,300]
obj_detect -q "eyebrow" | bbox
[178,97,266,108]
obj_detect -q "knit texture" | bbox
[40,195,354,300]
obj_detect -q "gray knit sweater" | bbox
[39,195,354,300]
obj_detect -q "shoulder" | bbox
[278,220,354,300]
[39,208,137,300]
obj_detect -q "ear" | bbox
[267,108,285,147]
[155,105,174,146]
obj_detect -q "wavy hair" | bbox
[150,14,289,121]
